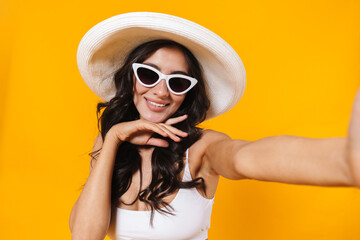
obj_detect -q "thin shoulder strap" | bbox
[182,148,192,181]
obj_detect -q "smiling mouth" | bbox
[145,98,169,107]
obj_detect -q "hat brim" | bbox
[77,12,246,120]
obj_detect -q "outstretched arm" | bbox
[203,88,360,188]
[203,131,351,186]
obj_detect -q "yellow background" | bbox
[1,0,360,239]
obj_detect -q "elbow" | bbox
[71,235,104,240]
[69,203,109,240]
[70,218,108,240]
[71,234,91,240]
[72,235,98,240]
[71,229,108,240]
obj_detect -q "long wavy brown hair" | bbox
[89,39,210,225]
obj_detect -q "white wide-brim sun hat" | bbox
[77,12,246,120]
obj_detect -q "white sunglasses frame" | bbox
[132,63,198,95]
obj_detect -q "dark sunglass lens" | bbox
[169,77,191,93]
[137,67,158,85]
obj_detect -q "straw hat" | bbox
[77,12,246,120]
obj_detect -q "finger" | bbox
[159,123,188,138]
[138,122,169,138]
[147,137,169,148]
[156,124,181,142]
[164,114,188,125]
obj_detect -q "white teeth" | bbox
[147,99,167,107]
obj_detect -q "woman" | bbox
[69,12,360,240]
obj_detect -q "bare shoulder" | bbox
[191,129,251,180]
[199,129,231,144]
[189,129,231,175]
[187,129,226,198]
[191,129,232,155]
[188,128,249,197]
[198,128,249,150]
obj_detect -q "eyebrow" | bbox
[143,63,190,76]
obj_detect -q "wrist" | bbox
[105,127,123,146]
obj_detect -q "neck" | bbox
[138,145,154,155]
[138,146,154,172]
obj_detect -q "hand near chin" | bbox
[108,115,188,147]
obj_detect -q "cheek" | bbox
[172,95,186,109]
[133,80,146,103]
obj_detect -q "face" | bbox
[133,47,189,123]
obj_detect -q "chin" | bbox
[140,112,170,123]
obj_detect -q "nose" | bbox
[152,79,170,98]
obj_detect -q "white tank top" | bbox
[107,149,215,240]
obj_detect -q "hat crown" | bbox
[77,12,246,120]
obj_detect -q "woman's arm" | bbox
[204,130,353,187]
[69,116,189,240]
[204,89,360,188]
[69,131,121,240]
[243,136,352,187]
